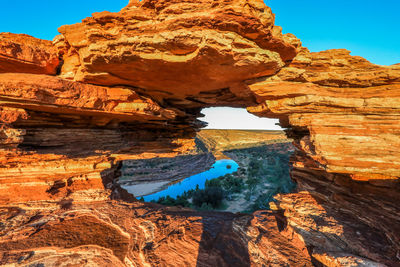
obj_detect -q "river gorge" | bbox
[1,0,399,266]
[129,159,238,202]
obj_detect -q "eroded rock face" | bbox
[248,48,400,177]
[0,201,313,266]
[0,72,196,205]
[247,48,400,265]
[0,33,60,75]
[56,0,299,107]
[0,0,399,266]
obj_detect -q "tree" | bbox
[192,186,224,208]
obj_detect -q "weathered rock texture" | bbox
[0,0,399,266]
[247,48,400,266]
[0,202,312,266]
[248,48,400,177]
[55,0,300,107]
[0,72,196,204]
[0,33,60,75]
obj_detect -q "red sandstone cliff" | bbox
[0,0,399,266]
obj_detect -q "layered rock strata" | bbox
[120,153,215,183]
[0,72,197,205]
[248,48,400,177]
[0,201,312,266]
[0,0,399,266]
[0,33,60,75]
[55,0,300,108]
[248,48,400,265]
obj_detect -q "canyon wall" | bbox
[0,0,399,266]
[248,48,400,265]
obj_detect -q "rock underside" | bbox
[0,0,399,266]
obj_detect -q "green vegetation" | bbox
[227,144,295,211]
[148,171,245,210]
[192,186,224,209]
[143,143,296,213]
[151,195,191,207]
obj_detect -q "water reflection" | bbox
[142,159,238,202]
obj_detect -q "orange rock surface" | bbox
[56,0,300,107]
[246,48,400,265]
[248,48,400,177]
[0,202,312,266]
[0,33,60,75]
[0,0,399,266]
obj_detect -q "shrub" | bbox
[222,175,244,193]
[246,177,258,191]
[192,186,224,208]
[199,202,213,211]
[205,178,222,188]
[175,195,190,207]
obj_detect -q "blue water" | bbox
[143,159,238,202]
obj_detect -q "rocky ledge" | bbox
[0,0,399,266]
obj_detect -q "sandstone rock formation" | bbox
[0,201,313,266]
[247,48,400,265]
[248,48,400,177]
[0,0,399,266]
[0,33,60,75]
[55,0,300,107]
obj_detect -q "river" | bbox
[121,159,238,202]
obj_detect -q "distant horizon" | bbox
[200,107,283,131]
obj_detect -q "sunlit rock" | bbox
[0,0,399,265]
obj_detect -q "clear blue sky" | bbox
[0,0,398,65]
[1,0,398,129]
[267,0,400,66]
[0,1,129,40]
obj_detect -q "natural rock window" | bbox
[119,107,296,213]
[1,0,399,266]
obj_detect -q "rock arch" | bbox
[0,0,399,265]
